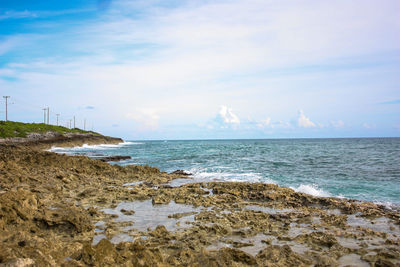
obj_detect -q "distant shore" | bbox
[0,131,122,149]
[0,133,399,266]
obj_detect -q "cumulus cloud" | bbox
[210,105,240,129]
[297,110,316,128]
[218,105,240,125]
[126,108,159,131]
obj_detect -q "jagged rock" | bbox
[1,141,399,266]
[93,155,131,162]
[0,258,35,267]
[170,170,192,176]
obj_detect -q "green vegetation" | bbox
[0,120,101,138]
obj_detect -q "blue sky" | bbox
[1,0,399,140]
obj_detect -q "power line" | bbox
[42,108,47,124]
[1,96,95,131]
[3,96,10,121]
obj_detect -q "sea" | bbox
[50,138,400,209]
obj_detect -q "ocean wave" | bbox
[290,184,331,197]
[49,141,140,152]
[190,169,276,184]
[122,141,144,145]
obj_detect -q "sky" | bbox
[1,0,399,140]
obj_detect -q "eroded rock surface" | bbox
[1,143,399,266]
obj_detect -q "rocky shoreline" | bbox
[0,136,399,266]
[0,132,123,150]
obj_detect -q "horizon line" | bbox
[125,136,400,142]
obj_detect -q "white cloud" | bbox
[209,105,240,129]
[298,110,316,128]
[0,37,21,56]
[0,68,16,76]
[126,108,160,131]
[1,0,399,138]
[219,105,240,125]
[0,9,93,21]
[0,10,37,20]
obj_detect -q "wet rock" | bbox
[81,239,118,265]
[93,155,131,162]
[149,225,172,240]
[0,258,35,267]
[313,254,338,266]
[295,232,339,249]
[125,242,164,266]
[35,206,93,233]
[120,209,135,215]
[256,245,310,266]
[216,247,257,265]
[321,213,347,229]
[1,143,400,266]
[168,211,197,219]
[152,195,171,205]
[170,170,192,176]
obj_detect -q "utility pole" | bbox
[42,108,47,124]
[47,107,50,125]
[73,116,75,129]
[69,119,72,129]
[56,114,60,126]
[84,119,86,131]
[3,96,10,121]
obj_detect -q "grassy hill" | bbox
[0,120,101,138]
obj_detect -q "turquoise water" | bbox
[51,138,400,208]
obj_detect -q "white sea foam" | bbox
[372,201,400,211]
[190,169,276,184]
[290,184,331,197]
[180,169,339,199]
[49,141,141,152]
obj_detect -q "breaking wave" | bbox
[290,184,331,197]
[190,169,276,185]
[49,141,142,153]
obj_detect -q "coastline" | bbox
[0,136,399,266]
[0,132,123,150]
